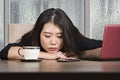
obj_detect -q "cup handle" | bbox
[18,47,24,57]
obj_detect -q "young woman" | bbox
[0,8,102,60]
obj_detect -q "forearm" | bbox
[39,52,54,59]
[81,48,101,59]
[39,51,67,59]
[8,47,49,60]
[8,47,66,60]
[8,46,23,59]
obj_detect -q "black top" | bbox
[0,38,102,60]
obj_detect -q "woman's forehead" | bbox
[42,22,62,33]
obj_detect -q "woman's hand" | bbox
[39,51,67,60]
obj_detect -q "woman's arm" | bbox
[39,51,67,59]
[8,47,66,60]
[8,46,23,59]
[80,48,101,59]
[0,43,23,60]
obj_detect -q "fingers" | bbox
[66,57,78,59]
[57,52,79,60]
[56,51,67,59]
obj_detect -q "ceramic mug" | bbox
[18,46,40,60]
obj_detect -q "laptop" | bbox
[91,24,120,61]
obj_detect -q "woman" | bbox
[0,8,102,60]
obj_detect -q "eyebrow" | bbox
[43,32,62,34]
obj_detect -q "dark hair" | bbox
[19,8,86,57]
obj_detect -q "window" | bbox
[90,0,120,40]
[0,0,4,50]
[1,0,119,50]
[5,0,84,45]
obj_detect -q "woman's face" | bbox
[40,22,63,54]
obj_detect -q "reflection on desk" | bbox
[0,59,120,72]
[0,59,120,80]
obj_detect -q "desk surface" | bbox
[0,59,120,80]
[0,59,120,73]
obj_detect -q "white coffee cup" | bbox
[18,46,40,60]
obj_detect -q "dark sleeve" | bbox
[77,38,103,51]
[0,43,23,60]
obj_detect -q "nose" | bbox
[50,37,57,45]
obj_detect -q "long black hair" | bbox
[19,8,86,57]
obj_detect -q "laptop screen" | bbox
[101,24,120,59]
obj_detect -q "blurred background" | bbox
[1,0,120,50]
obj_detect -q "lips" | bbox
[49,48,57,51]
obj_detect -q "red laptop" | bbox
[99,24,120,60]
[88,24,120,61]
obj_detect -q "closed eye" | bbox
[45,35,51,38]
[57,35,63,38]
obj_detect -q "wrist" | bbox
[39,52,54,59]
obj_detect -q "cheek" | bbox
[41,38,47,44]
[59,39,63,48]
[40,35,49,49]
[41,38,48,45]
